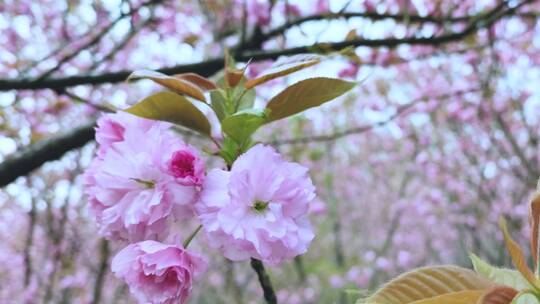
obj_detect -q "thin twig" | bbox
[272,88,481,145]
[36,0,164,80]
[62,90,114,113]
[91,239,110,304]
[89,17,155,71]
[23,186,36,287]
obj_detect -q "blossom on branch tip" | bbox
[195,144,316,265]
[111,240,207,304]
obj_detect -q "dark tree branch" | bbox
[239,2,537,50]
[0,0,528,92]
[250,258,277,304]
[244,11,472,50]
[0,120,96,186]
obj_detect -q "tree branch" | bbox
[0,120,96,186]
[250,258,277,304]
[244,11,472,50]
[495,113,540,180]
[0,0,528,92]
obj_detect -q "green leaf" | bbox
[222,109,266,144]
[344,289,368,304]
[511,291,540,304]
[210,89,228,121]
[470,253,533,291]
[219,137,241,167]
[125,91,211,136]
[360,265,494,304]
[265,77,355,122]
[235,87,255,111]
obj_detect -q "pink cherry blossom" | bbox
[94,112,159,157]
[167,148,205,186]
[196,144,315,265]
[84,113,204,241]
[247,0,271,26]
[111,240,207,304]
[338,62,360,79]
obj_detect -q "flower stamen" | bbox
[252,200,269,213]
[131,178,155,189]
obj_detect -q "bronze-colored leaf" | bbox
[173,73,217,91]
[362,265,494,304]
[529,190,540,269]
[407,291,485,304]
[499,218,540,291]
[226,68,245,87]
[125,91,211,136]
[245,54,322,89]
[265,77,355,122]
[345,29,358,41]
[478,286,518,304]
[128,70,206,102]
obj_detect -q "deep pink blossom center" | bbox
[169,151,196,179]
[109,121,125,141]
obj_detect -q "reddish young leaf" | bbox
[478,286,518,304]
[499,218,540,291]
[245,54,322,89]
[128,70,206,102]
[529,190,540,269]
[173,73,217,91]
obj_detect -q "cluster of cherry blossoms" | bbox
[81,52,355,303]
[84,111,316,303]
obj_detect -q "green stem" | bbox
[183,225,202,248]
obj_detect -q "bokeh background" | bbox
[1,0,539,303]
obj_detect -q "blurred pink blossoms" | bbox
[84,112,205,242]
[196,144,316,265]
[112,240,207,304]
